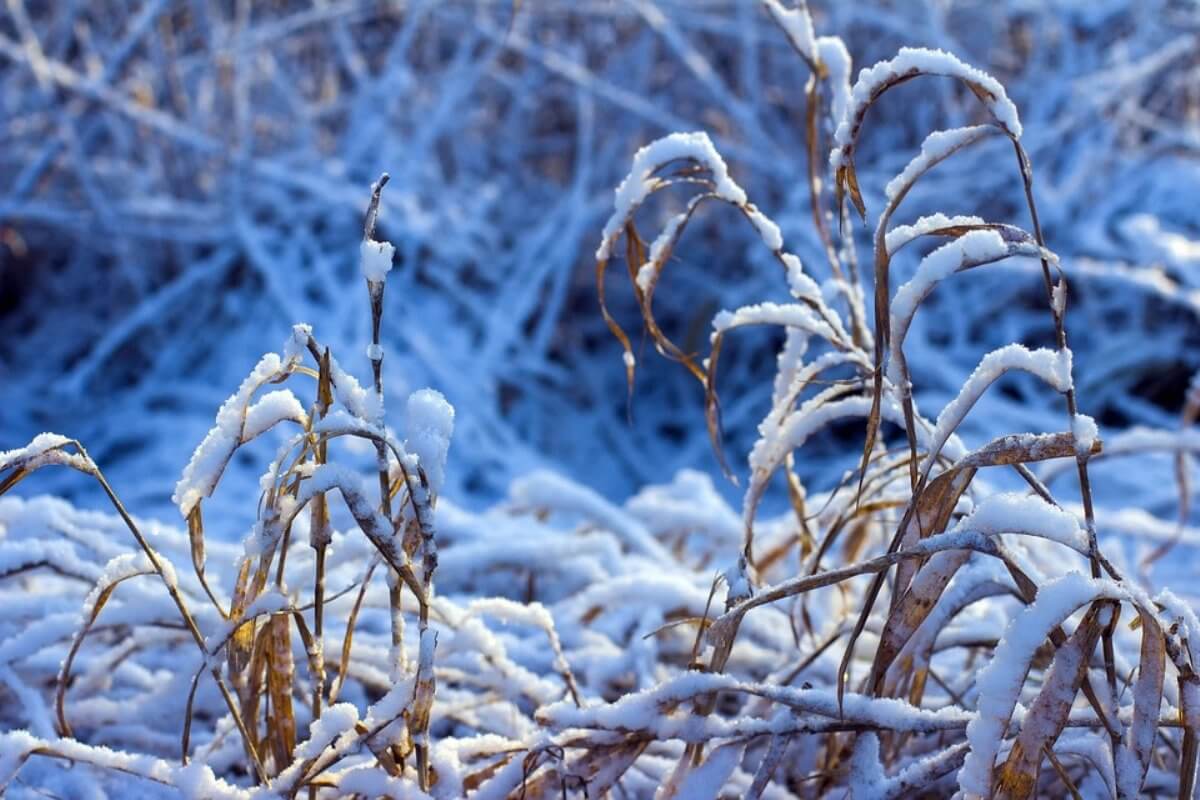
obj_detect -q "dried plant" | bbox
[1,2,1199,799]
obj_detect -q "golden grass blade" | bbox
[994,603,1105,799]
[227,558,256,677]
[265,613,297,774]
[1117,609,1166,798]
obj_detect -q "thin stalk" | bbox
[362,173,417,782]
[1012,140,1119,750]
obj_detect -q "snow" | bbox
[832,46,1023,169]
[360,238,395,283]
[86,553,155,609]
[817,36,852,127]
[597,131,746,261]
[1,6,1197,798]
[242,389,307,440]
[954,492,1089,554]
[723,555,754,605]
[509,469,671,562]
[293,702,358,762]
[745,206,783,251]
[890,231,1043,385]
[1052,280,1068,318]
[173,351,301,518]
[326,350,382,423]
[959,572,1125,798]
[781,253,821,301]
[761,0,816,65]
[0,731,252,798]
[848,733,885,798]
[334,766,431,799]
[672,740,743,799]
[1072,413,1099,457]
[405,389,455,495]
[885,126,995,202]
[0,433,73,473]
[638,210,691,292]
[928,345,1074,462]
[711,301,835,341]
[884,213,985,255]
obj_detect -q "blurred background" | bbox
[1,0,1198,535]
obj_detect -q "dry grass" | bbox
[1,3,1199,799]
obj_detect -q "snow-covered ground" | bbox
[1,1,1199,797]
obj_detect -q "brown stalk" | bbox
[305,347,332,800]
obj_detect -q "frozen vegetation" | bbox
[1,1,1199,797]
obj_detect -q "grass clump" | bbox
[1,3,1199,798]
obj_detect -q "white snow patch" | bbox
[405,389,455,495]
[1072,413,1098,457]
[360,238,395,283]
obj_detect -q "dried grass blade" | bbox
[994,602,1105,799]
[265,613,297,774]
